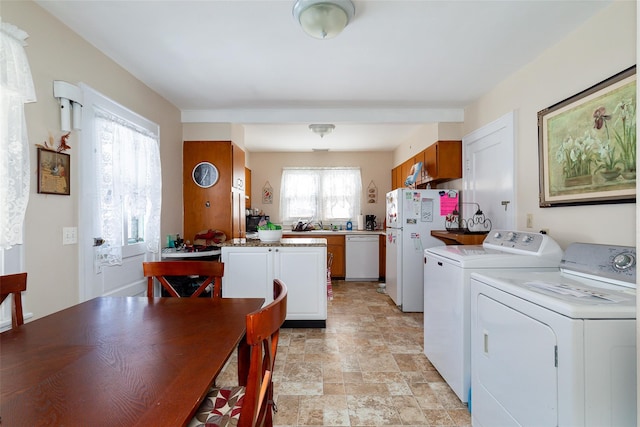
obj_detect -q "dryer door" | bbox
[473,294,558,426]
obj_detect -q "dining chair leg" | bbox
[237,335,250,387]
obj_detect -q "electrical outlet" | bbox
[63,227,77,245]
[526,214,533,228]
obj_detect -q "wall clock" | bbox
[192,161,219,188]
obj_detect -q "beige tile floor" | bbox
[217,280,471,427]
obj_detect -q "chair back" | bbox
[0,272,27,328]
[238,279,288,427]
[142,261,224,298]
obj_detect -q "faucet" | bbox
[316,220,323,230]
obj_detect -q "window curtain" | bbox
[94,110,161,265]
[280,169,320,220]
[280,167,361,223]
[0,19,36,250]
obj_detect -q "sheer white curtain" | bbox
[280,167,361,224]
[0,19,36,249]
[94,110,161,265]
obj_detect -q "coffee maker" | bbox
[365,215,377,230]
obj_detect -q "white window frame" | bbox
[280,167,362,225]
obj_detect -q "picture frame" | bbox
[538,65,636,207]
[37,148,70,195]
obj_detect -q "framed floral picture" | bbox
[37,148,70,195]
[538,66,636,207]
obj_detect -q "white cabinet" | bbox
[221,245,327,322]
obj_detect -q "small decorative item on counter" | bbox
[193,229,227,248]
[257,221,283,242]
[346,220,353,230]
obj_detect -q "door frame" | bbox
[78,84,160,301]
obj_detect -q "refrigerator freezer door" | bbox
[386,189,402,229]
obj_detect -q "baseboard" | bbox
[283,319,326,328]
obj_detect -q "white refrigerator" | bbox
[385,188,456,312]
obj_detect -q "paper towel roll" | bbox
[357,214,364,231]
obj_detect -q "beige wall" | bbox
[5,1,183,320]
[462,1,636,248]
[249,151,393,226]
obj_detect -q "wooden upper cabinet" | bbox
[421,140,462,185]
[390,140,462,190]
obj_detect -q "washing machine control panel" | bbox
[484,230,561,256]
[561,243,636,287]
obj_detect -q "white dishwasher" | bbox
[345,234,379,281]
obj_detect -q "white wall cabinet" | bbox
[221,245,327,324]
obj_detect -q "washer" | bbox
[470,243,636,427]
[423,230,563,403]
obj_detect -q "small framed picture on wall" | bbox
[37,148,70,195]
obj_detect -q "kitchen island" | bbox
[220,238,327,327]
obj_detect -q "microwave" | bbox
[246,215,269,232]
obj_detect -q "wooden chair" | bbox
[189,279,288,427]
[0,272,27,329]
[143,261,224,298]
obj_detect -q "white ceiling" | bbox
[36,0,610,152]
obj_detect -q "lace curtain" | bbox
[280,167,361,223]
[94,110,161,265]
[0,19,36,249]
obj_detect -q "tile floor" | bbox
[217,280,471,427]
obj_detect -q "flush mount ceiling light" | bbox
[293,0,355,40]
[309,123,335,138]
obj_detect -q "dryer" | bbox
[423,230,563,403]
[470,243,636,426]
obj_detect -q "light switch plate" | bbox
[63,227,77,245]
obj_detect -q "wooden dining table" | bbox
[0,296,264,426]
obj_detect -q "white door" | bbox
[78,86,160,301]
[463,111,515,230]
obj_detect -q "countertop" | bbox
[283,230,385,236]
[220,237,327,247]
[430,230,488,245]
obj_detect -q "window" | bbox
[88,94,161,266]
[280,167,362,224]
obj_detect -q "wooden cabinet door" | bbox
[424,144,438,181]
[326,235,345,278]
[391,166,398,190]
[232,144,245,190]
[245,167,252,209]
[183,141,233,242]
[423,141,462,184]
[393,166,403,190]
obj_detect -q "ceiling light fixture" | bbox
[309,123,335,138]
[293,0,355,40]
